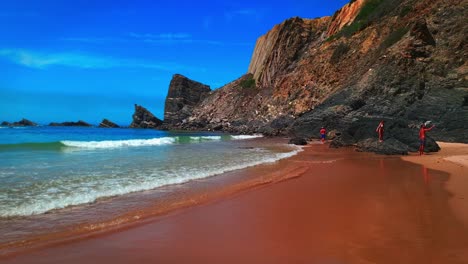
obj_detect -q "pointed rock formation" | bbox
[164,74,211,125]
[99,119,120,128]
[130,104,162,128]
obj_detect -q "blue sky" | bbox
[0,0,349,125]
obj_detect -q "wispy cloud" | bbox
[60,37,126,44]
[224,8,259,21]
[61,32,250,46]
[0,48,201,71]
[129,32,192,40]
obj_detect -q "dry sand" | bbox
[2,142,468,264]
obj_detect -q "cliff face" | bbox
[326,0,366,37]
[248,17,330,91]
[164,74,211,125]
[166,0,467,152]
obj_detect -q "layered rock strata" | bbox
[99,119,120,128]
[164,74,211,125]
[130,104,162,128]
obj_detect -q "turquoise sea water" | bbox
[0,126,300,218]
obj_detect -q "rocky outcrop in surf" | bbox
[130,104,162,128]
[98,119,120,128]
[1,118,37,127]
[49,120,92,127]
[164,74,211,126]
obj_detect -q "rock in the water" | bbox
[164,74,210,125]
[356,138,409,155]
[18,119,37,126]
[99,119,120,128]
[49,120,92,127]
[288,137,307,145]
[130,104,162,128]
[1,118,37,127]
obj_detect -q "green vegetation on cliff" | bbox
[334,0,404,39]
[240,77,256,89]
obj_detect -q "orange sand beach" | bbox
[1,141,468,264]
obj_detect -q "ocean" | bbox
[0,126,301,249]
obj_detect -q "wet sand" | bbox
[2,142,468,263]
[402,142,468,226]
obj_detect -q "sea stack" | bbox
[99,119,120,128]
[130,104,163,128]
[164,74,211,126]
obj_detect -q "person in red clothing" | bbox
[376,120,384,142]
[320,127,326,143]
[419,122,435,155]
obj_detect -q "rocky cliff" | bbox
[164,74,211,125]
[164,0,467,154]
[326,0,366,37]
[130,104,162,128]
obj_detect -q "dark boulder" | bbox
[288,137,307,145]
[99,119,120,128]
[356,138,409,155]
[1,121,10,126]
[49,120,92,127]
[164,74,211,125]
[130,104,163,128]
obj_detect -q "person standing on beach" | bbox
[320,127,326,143]
[419,122,435,155]
[376,120,384,142]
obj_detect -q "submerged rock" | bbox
[99,119,120,128]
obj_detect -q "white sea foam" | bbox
[231,134,263,140]
[189,136,222,141]
[61,137,176,149]
[0,145,303,217]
